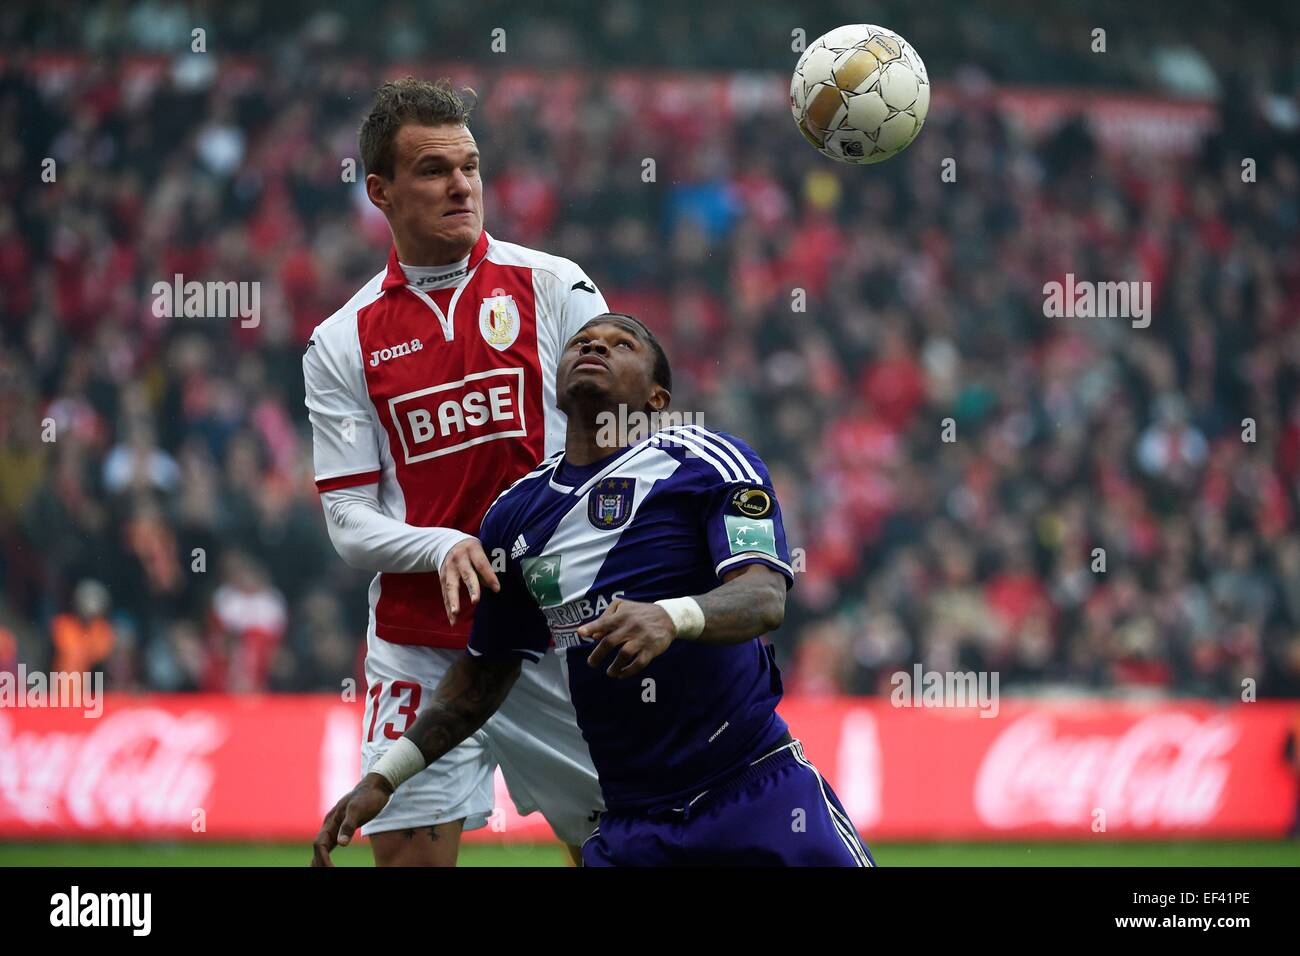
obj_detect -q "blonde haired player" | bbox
[306,78,604,865]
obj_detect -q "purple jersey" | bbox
[469,425,794,813]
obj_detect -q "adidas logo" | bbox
[511,534,529,559]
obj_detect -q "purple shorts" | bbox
[582,739,875,867]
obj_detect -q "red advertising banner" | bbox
[781,698,1297,840]
[0,695,1295,841]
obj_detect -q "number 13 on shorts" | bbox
[366,680,422,742]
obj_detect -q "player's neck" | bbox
[563,407,622,466]
[563,435,613,467]
[391,233,474,267]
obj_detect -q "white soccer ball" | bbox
[790,24,930,165]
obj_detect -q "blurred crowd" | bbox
[1,1,1299,698]
[5,0,1294,97]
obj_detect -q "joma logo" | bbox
[370,339,423,367]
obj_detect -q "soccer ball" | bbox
[790,24,930,165]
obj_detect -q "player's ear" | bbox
[646,385,670,414]
[365,173,392,213]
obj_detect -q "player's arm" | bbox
[321,487,498,624]
[581,434,795,678]
[319,484,469,574]
[303,336,497,620]
[311,653,520,866]
[580,563,785,678]
[684,562,786,639]
[311,508,547,866]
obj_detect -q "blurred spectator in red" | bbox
[204,552,287,694]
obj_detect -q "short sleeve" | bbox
[303,335,382,492]
[555,260,610,345]
[693,433,795,587]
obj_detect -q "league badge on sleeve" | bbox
[588,477,636,530]
[728,486,773,518]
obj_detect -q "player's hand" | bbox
[440,537,501,626]
[311,774,393,867]
[579,598,676,678]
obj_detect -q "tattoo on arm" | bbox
[693,563,787,643]
[405,655,521,765]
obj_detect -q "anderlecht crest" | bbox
[588,477,636,530]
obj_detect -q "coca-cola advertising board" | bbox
[0,696,1294,841]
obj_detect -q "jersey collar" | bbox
[547,434,660,496]
[381,229,492,292]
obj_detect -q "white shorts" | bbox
[360,635,603,847]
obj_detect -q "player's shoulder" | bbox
[484,235,593,288]
[302,269,385,388]
[479,450,566,536]
[307,268,386,353]
[650,425,772,487]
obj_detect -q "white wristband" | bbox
[370,736,426,791]
[655,597,705,640]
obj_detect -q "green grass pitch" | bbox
[1,841,1296,867]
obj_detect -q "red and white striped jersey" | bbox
[303,230,608,648]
